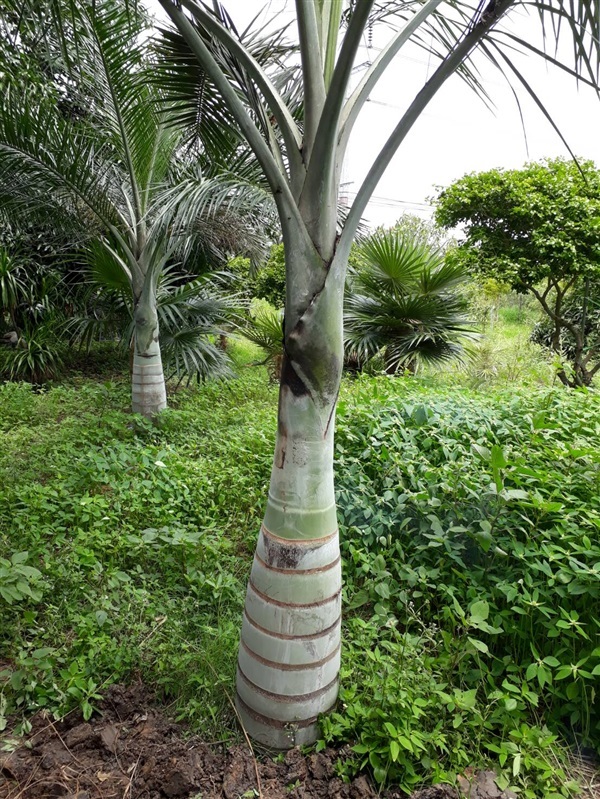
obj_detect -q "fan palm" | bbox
[242,302,285,381]
[0,0,275,415]
[344,230,476,373]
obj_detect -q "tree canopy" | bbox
[434,158,600,289]
[435,157,600,385]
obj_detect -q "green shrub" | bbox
[329,378,600,795]
[253,243,286,308]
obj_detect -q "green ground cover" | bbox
[0,330,599,797]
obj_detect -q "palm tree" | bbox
[242,303,285,381]
[153,0,600,747]
[66,260,243,385]
[0,0,274,415]
[344,230,476,374]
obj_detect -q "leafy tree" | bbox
[0,0,273,412]
[138,0,600,745]
[344,229,475,373]
[435,158,600,386]
[227,245,287,307]
[387,212,452,251]
[253,244,287,308]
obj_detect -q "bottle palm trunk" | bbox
[131,290,167,417]
[236,262,344,747]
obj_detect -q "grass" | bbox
[0,317,598,797]
[416,295,559,389]
[0,339,277,734]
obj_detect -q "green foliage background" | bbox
[0,344,599,797]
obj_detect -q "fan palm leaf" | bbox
[345,230,477,372]
[242,302,284,380]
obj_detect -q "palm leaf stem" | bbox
[295,0,326,159]
[339,0,515,259]
[299,0,374,253]
[322,0,344,88]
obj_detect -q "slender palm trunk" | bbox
[132,289,167,417]
[236,254,345,748]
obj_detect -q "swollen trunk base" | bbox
[236,525,342,748]
[131,351,167,417]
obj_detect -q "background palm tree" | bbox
[344,229,476,374]
[66,259,243,385]
[0,0,275,414]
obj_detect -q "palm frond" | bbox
[86,239,134,292]
[153,164,277,268]
[157,268,243,329]
[154,3,301,160]
[161,327,233,385]
[71,1,167,209]
[0,87,123,234]
[345,228,477,371]
[243,304,284,355]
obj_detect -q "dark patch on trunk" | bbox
[276,445,287,470]
[322,351,342,410]
[293,318,305,337]
[263,537,306,569]
[281,353,309,398]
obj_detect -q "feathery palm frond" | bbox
[154,3,302,161]
[161,327,233,386]
[0,87,123,235]
[154,23,242,159]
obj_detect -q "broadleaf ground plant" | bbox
[0,371,599,795]
[329,378,600,794]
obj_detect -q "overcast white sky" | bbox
[147,1,600,227]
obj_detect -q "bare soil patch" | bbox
[0,684,543,799]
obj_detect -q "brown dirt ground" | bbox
[0,683,584,799]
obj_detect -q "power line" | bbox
[344,190,432,210]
